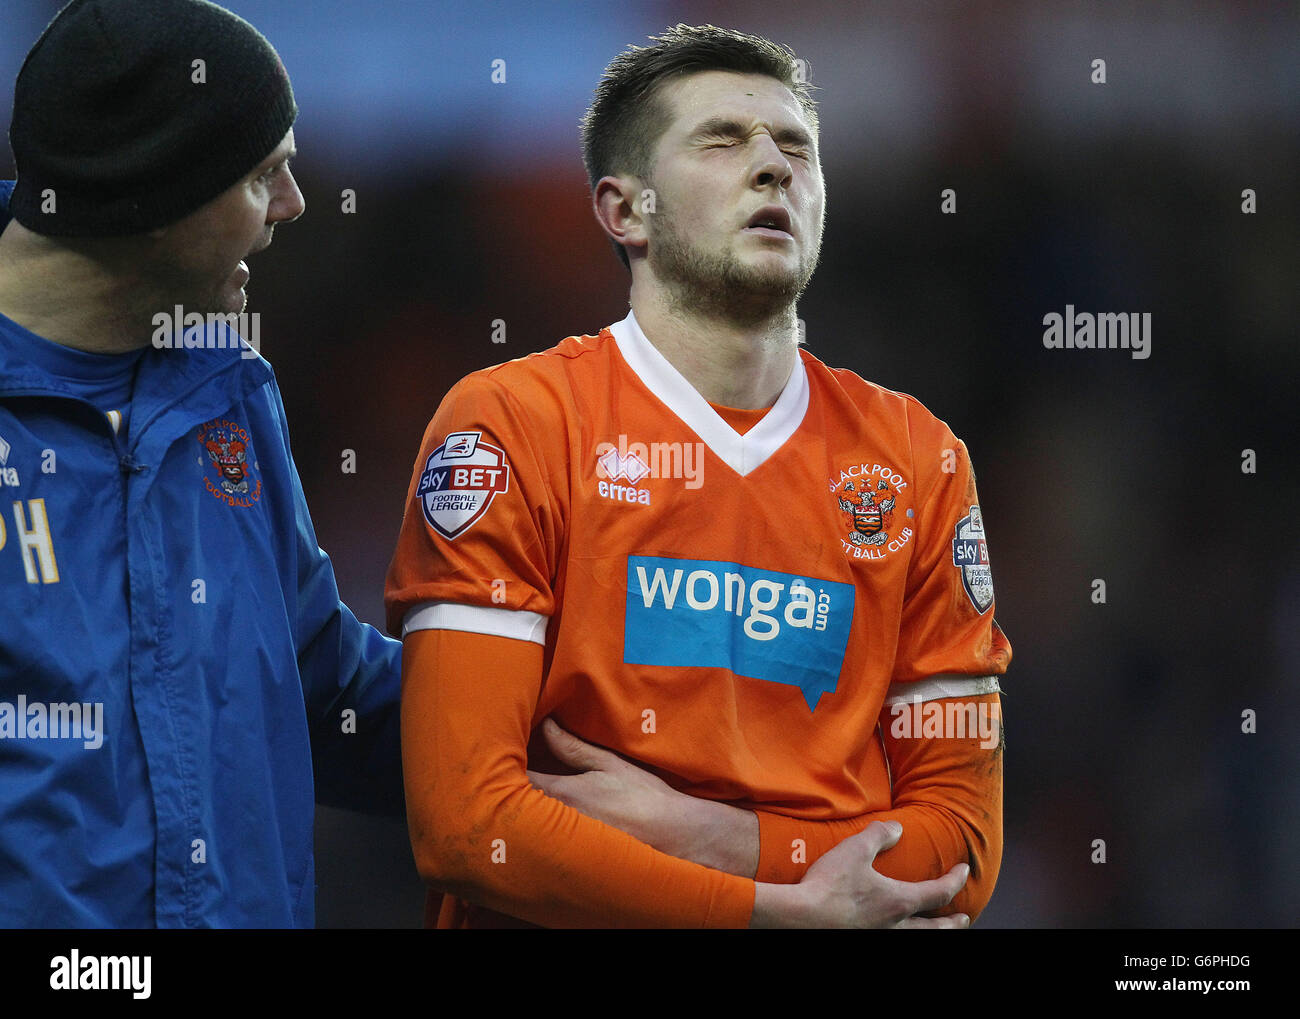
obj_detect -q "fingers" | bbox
[896,913,970,930]
[537,717,624,774]
[848,823,968,917]
[900,862,969,916]
[846,819,903,860]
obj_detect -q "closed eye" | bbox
[258,156,295,184]
[702,137,810,160]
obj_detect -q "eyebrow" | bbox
[260,149,297,173]
[688,116,815,151]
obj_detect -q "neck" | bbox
[0,223,160,353]
[629,276,799,410]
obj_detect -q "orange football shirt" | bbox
[386,311,1011,927]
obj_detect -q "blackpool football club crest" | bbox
[198,418,261,507]
[416,430,511,540]
[828,461,913,561]
[952,505,995,613]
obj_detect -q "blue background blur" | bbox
[4,0,1296,928]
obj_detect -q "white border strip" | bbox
[402,601,548,645]
[884,674,1001,705]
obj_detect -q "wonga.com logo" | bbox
[623,556,854,710]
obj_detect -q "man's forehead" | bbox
[659,71,810,136]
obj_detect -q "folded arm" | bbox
[530,686,1003,922]
[403,628,971,928]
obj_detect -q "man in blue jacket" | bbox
[0,0,402,926]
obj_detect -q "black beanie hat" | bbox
[8,0,298,236]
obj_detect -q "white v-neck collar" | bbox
[608,309,810,478]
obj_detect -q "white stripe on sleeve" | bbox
[883,674,1002,705]
[401,601,548,645]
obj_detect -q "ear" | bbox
[592,175,650,262]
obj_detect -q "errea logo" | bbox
[594,434,705,506]
[598,448,650,484]
[597,448,651,505]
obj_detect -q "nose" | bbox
[751,135,793,191]
[271,169,306,224]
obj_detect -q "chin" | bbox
[216,289,248,317]
[733,263,805,300]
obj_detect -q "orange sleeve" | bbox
[753,421,1008,921]
[402,628,755,928]
[384,373,561,634]
[875,693,1003,919]
[892,428,1011,682]
[752,692,1002,921]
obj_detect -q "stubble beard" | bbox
[139,249,247,324]
[648,203,821,329]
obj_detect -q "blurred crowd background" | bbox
[3,0,1295,928]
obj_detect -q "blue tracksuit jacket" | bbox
[0,180,403,927]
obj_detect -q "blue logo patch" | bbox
[623,556,854,710]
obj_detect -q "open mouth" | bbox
[744,205,793,239]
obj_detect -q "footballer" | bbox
[386,24,1010,928]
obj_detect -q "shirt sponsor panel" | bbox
[623,555,854,710]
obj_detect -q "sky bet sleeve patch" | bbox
[415,430,511,540]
